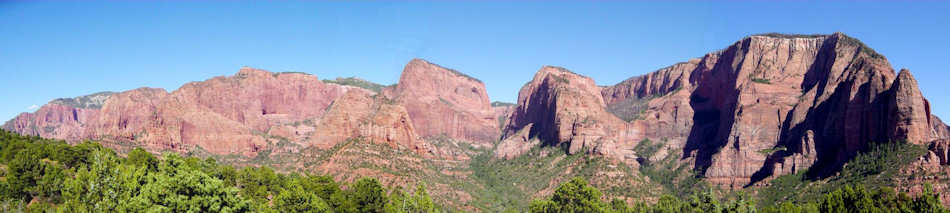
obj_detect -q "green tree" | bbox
[530,177,607,213]
[411,183,437,212]
[237,166,281,203]
[125,154,251,213]
[349,177,387,213]
[124,147,158,171]
[60,149,141,212]
[273,186,331,213]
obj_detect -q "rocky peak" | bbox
[394,58,499,145]
[887,68,936,144]
[499,33,947,189]
[502,65,630,155]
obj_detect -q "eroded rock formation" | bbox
[394,59,500,146]
[5,33,948,191]
[499,33,949,188]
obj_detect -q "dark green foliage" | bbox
[274,185,331,213]
[386,183,439,213]
[812,185,948,213]
[237,166,281,202]
[838,141,925,183]
[758,141,928,206]
[349,177,388,212]
[124,147,158,171]
[0,129,438,212]
[547,177,607,212]
[295,174,341,201]
[837,33,886,59]
[633,139,705,197]
[751,78,771,84]
[534,177,944,213]
[426,61,483,83]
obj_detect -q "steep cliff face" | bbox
[2,104,99,142]
[4,33,947,192]
[84,88,169,149]
[169,68,351,133]
[394,59,499,146]
[501,66,636,161]
[501,33,948,188]
[2,66,429,156]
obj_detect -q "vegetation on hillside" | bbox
[0,130,438,212]
[531,176,947,213]
[490,101,515,107]
[322,77,388,93]
[756,141,928,207]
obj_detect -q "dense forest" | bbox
[0,129,947,212]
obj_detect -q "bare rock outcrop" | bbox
[394,59,499,146]
[501,66,634,157]
[2,104,99,142]
[310,89,424,153]
[2,67,424,156]
[500,33,949,188]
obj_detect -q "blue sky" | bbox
[1,1,949,121]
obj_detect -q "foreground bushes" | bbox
[0,130,437,212]
[530,177,948,213]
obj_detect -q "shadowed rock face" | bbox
[500,66,638,165]
[500,33,949,188]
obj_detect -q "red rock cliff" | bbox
[501,33,949,188]
[394,59,499,146]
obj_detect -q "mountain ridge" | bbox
[6,32,950,209]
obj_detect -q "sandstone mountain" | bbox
[391,59,501,147]
[498,32,949,190]
[5,33,950,209]
[3,59,499,158]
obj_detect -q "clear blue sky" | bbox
[2,1,949,121]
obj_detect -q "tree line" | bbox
[0,130,437,212]
[530,177,948,213]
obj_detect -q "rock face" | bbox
[2,64,472,157]
[394,59,500,146]
[501,66,637,163]
[4,33,948,191]
[3,104,100,142]
[3,59,496,157]
[500,33,949,188]
[309,89,424,153]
